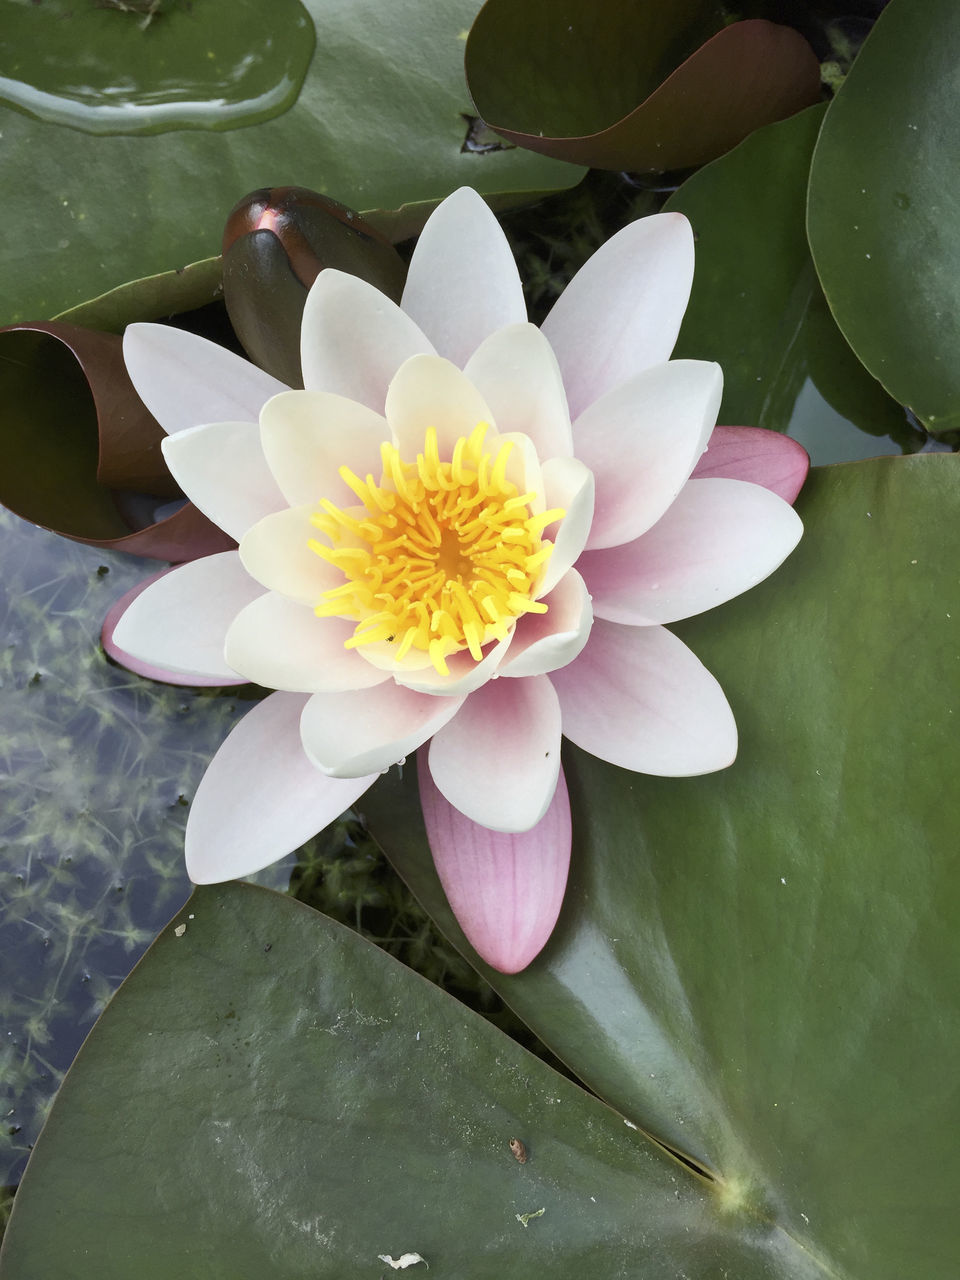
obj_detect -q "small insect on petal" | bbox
[509,1137,528,1163]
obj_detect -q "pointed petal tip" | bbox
[541,210,696,414]
[418,756,571,974]
[583,476,803,627]
[184,691,379,883]
[695,426,810,505]
[402,187,525,366]
[123,321,288,435]
[103,568,247,687]
[552,620,738,777]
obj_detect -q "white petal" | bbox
[260,390,390,508]
[111,551,258,680]
[300,683,464,777]
[463,323,573,457]
[300,270,435,413]
[123,322,287,434]
[541,212,694,417]
[394,632,512,696]
[185,692,377,882]
[401,187,526,366]
[419,757,571,974]
[537,457,595,595]
[582,478,803,625]
[386,355,496,460]
[239,505,344,606]
[103,570,246,688]
[428,674,561,832]
[551,619,737,775]
[574,360,722,551]
[162,422,286,542]
[501,569,593,678]
[225,594,390,692]
[349,638,438,675]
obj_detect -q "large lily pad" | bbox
[0,0,316,135]
[465,0,819,172]
[364,454,960,1278]
[0,881,849,1277]
[54,256,224,334]
[807,0,960,436]
[665,106,922,462]
[0,0,581,325]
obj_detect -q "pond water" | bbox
[0,510,290,1189]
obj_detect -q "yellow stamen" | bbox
[309,422,564,674]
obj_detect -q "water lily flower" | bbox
[109,188,806,973]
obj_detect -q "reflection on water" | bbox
[785,378,952,464]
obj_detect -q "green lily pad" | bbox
[54,256,223,334]
[465,0,819,172]
[0,881,863,1277]
[364,454,960,1278]
[807,0,960,437]
[0,0,315,135]
[0,0,582,326]
[665,105,922,462]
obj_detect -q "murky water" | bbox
[0,510,293,1187]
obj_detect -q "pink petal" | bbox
[427,674,561,831]
[123,322,287,434]
[500,569,593,679]
[225,594,390,692]
[401,187,526,367]
[551,619,737,776]
[109,551,259,681]
[185,691,378,882]
[161,421,287,542]
[574,359,722,551]
[259,390,390,509]
[693,426,809,505]
[462,323,573,458]
[300,682,465,778]
[300,270,435,413]
[418,754,571,974]
[580,477,803,626]
[386,355,496,460]
[541,212,694,418]
[102,569,246,687]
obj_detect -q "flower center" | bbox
[308,422,563,675]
